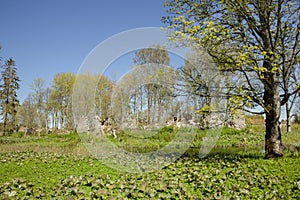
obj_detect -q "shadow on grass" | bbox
[182,145,299,160]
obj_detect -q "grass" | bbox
[0,124,299,199]
[0,152,119,191]
[0,132,89,155]
[282,124,300,149]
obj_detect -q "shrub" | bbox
[221,127,244,135]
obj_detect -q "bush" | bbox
[155,126,176,142]
[158,125,174,134]
[12,132,25,138]
[221,127,244,135]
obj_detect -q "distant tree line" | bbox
[0,37,299,142]
[17,73,113,135]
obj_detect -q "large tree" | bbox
[95,75,114,120]
[17,94,38,135]
[29,78,49,134]
[0,58,20,135]
[162,0,300,158]
[132,45,173,125]
[49,73,75,130]
[72,73,114,133]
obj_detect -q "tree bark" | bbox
[264,73,283,158]
[286,102,292,132]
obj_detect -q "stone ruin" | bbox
[76,110,246,137]
[165,111,246,130]
[227,112,247,130]
[76,115,118,138]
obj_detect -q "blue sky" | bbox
[0,0,170,102]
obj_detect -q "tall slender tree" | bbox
[0,58,20,135]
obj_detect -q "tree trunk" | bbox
[45,116,48,134]
[286,102,292,132]
[264,74,283,158]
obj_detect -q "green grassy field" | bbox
[0,125,299,199]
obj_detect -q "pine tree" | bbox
[0,58,20,135]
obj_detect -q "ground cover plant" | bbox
[0,125,299,199]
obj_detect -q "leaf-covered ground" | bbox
[0,152,299,199]
[0,125,299,199]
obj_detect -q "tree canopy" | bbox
[162,0,300,158]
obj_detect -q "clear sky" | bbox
[0,0,169,102]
